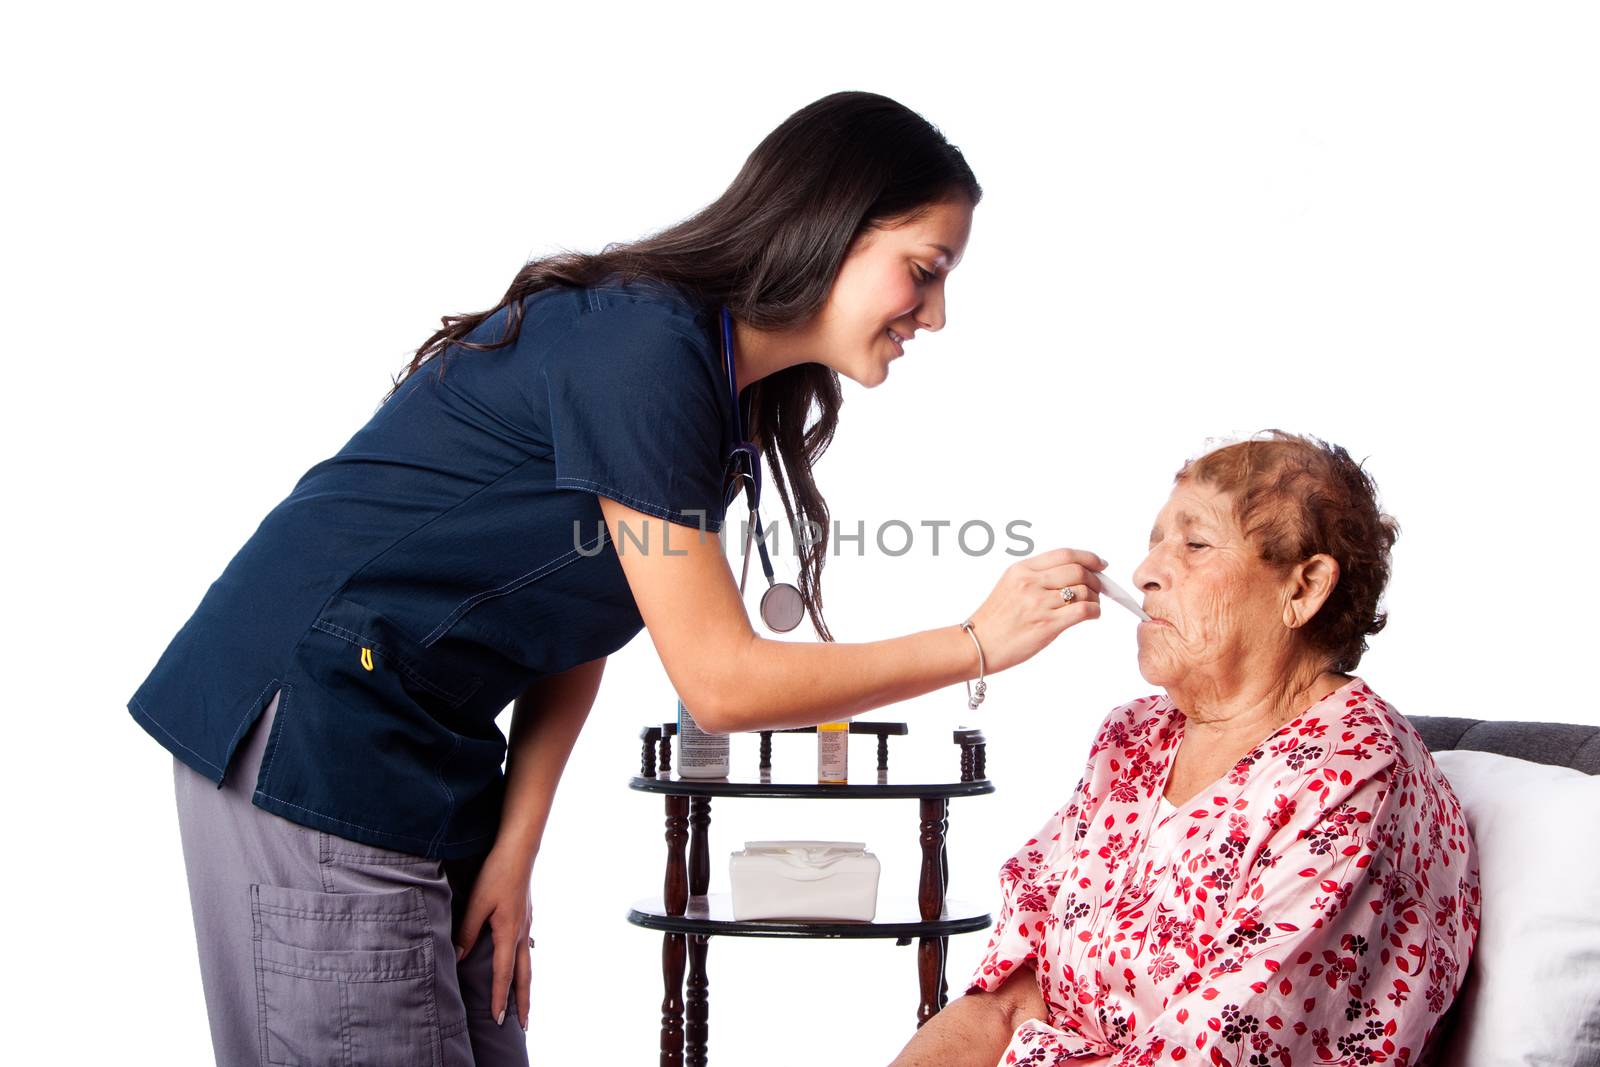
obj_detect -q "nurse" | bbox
[130,91,1106,1065]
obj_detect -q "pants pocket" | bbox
[251,883,442,1067]
[319,830,441,873]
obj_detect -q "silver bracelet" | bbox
[960,619,987,711]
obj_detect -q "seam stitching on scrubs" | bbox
[220,679,283,777]
[339,975,353,1063]
[423,913,443,1067]
[330,450,553,624]
[252,887,269,1064]
[552,476,724,532]
[418,539,599,647]
[256,682,292,799]
[254,960,427,982]
[426,734,461,856]
[319,833,334,893]
[254,906,424,923]
[323,848,438,867]
[129,695,226,776]
[252,790,495,849]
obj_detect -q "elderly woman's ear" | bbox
[1282,553,1340,632]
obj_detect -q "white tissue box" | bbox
[728,840,880,922]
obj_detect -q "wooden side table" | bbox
[628,723,992,1067]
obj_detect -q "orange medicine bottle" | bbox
[817,721,849,784]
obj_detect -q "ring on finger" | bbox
[1058,586,1076,604]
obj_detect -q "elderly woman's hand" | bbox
[967,547,1105,673]
[889,962,1048,1065]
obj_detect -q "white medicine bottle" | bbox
[676,697,730,778]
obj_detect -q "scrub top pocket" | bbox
[309,595,484,720]
[250,883,444,1067]
[252,594,507,857]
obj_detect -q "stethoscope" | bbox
[719,307,806,633]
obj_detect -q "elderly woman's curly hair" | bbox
[1177,431,1400,673]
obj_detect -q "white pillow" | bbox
[1431,748,1600,1067]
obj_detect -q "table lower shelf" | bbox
[628,894,992,939]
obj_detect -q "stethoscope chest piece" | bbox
[759,581,805,633]
[731,470,806,634]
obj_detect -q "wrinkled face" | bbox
[811,197,974,387]
[1131,480,1295,690]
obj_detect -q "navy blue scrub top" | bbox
[129,278,741,859]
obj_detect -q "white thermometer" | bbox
[1094,570,1151,621]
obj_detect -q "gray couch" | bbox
[1408,714,1600,1066]
[1412,713,1600,774]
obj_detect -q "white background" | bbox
[6,2,1598,1063]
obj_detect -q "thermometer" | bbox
[1094,570,1151,622]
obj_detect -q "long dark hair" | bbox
[385,91,981,641]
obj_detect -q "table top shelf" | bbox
[628,774,994,799]
[636,720,991,794]
[627,894,993,939]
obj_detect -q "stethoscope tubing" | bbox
[720,307,804,632]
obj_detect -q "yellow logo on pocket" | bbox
[360,646,375,672]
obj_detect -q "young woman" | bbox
[130,91,1106,1065]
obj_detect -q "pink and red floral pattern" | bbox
[969,678,1479,1067]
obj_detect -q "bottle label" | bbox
[818,722,849,784]
[677,699,730,773]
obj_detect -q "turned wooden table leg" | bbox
[659,795,691,1066]
[939,934,950,1009]
[685,933,710,1067]
[683,800,712,1066]
[688,796,711,898]
[940,828,950,1008]
[661,932,686,1067]
[665,795,689,916]
[916,797,950,1027]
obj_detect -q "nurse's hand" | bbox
[964,547,1105,673]
[454,846,534,1030]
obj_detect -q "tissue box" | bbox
[729,840,880,922]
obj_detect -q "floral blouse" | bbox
[968,678,1479,1067]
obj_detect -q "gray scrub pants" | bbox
[174,689,530,1066]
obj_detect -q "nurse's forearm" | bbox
[704,625,978,733]
[491,656,607,865]
[599,498,1098,735]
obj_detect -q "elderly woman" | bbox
[893,432,1480,1067]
